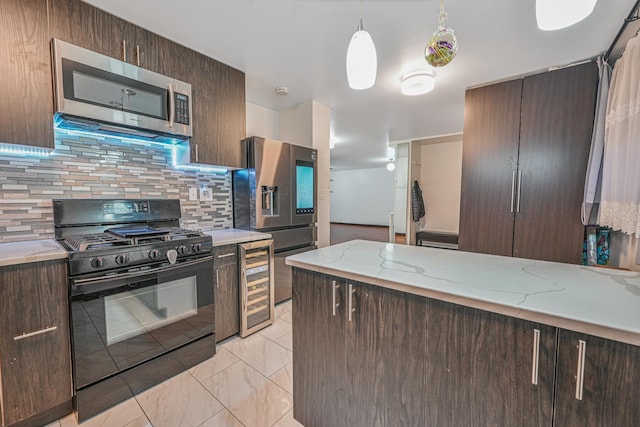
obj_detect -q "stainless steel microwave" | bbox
[52,38,192,142]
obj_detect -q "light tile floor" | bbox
[51,301,302,427]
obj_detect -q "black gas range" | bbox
[53,199,215,422]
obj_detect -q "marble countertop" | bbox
[286,240,640,346]
[0,239,68,267]
[204,229,272,247]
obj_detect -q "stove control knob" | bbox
[115,253,129,265]
[148,249,161,260]
[192,243,202,252]
[177,245,188,255]
[91,257,105,268]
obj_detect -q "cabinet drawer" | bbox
[214,245,237,266]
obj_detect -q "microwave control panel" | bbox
[174,93,190,125]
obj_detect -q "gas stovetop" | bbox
[53,199,214,276]
[60,227,213,277]
[62,227,205,252]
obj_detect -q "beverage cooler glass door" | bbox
[239,239,275,337]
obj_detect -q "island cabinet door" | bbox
[345,281,428,427]
[292,269,348,427]
[553,330,640,427]
[425,299,556,426]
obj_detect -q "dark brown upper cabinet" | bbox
[0,0,54,149]
[186,54,246,168]
[1,0,246,167]
[459,62,598,264]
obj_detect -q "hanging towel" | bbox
[411,180,426,222]
[582,56,611,226]
[599,35,640,236]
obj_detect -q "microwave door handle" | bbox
[167,83,175,128]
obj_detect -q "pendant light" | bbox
[536,0,597,31]
[425,0,458,68]
[346,0,377,90]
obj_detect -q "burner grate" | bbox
[64,234,132,251]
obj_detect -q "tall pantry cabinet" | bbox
[459,62,598,264]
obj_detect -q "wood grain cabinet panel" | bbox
[292,268,427,427]
[459,62,597,264]
[0,260,71,426]
[213,245,239,342]
[346,281,427,427]
[514,63,597,263]
[554,330,640,427]
[0,0,54,149]
[50,0,117,57]
[425,299,556,426]
[459,79,522,257]
[187,54,246,168]
[292,269,347,427]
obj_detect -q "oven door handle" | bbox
[71,255,213,287]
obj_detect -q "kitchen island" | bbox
[286,240,640,427]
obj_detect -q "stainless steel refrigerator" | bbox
[233,136,317,303]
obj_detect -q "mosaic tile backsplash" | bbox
[0,131,233,242]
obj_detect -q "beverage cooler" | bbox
[238,239,275,337]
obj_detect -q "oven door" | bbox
[69,256,213,391]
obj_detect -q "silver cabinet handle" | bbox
[332,280,341,316]
[14,326,57,341]
[516,169,522,213]
[217,253,235,259]
[531,329,540,385]
[575,339,587,400]
[510,169,516,213]
[121,39,127,62]
[195,144,199,162]
[135,45,140,66]
[348,284,356,322]
[215,269,219,289]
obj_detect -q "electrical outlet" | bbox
[188,187,198,201]
[199,187,213,202]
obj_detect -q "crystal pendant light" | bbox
[425,0,458,68]
[536,0,597,31]
[346,0,377,90]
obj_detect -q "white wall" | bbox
[278,102,313,148]
[246,103,278,140]
[278,101,332,247]
[418,138,463,233]
[393,143,409,234]
[331,167,395,226]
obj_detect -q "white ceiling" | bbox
[84,0,635,170]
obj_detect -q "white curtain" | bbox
[582,56,611,225]
[599,35,640,236]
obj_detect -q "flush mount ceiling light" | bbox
[386,146,396,171]
[536,0,597,31]
[346,0,377,90]
[401,70,435,96]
